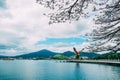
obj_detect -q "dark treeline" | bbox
[93,53,120,59]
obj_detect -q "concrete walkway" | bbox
[67,60,120,65]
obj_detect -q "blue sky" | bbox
[0,0,94,56]
[0,0,6,8]
[37,37,86,45]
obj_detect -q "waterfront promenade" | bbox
[67,60,120,65]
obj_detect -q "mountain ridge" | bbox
[0,49,100,59]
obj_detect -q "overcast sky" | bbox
[0,0,94,56]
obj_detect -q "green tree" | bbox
[52,54,69,60]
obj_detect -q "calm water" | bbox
[0,60,120,80]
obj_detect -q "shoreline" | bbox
[66,60,120,65]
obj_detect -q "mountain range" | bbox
[0,49,100,59]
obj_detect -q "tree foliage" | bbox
[37,0,92,24]
[52,54,69,60]
[94,53,120,59]
[36,0,120,53]
[89,0,120,53]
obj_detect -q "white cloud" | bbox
[35,41,90,53]
[0,0,94,55]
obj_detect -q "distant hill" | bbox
[0,49,100,59]
[14,49,57,59]
[0,55,9,58]
[62,51,100,58]
[62,51,74,56]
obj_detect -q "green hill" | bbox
[0,49,100,60]
[93,53,120,59]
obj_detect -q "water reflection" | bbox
[73,63,120,80]
[0,60,120,80]
[74,63,87,80]
[74,63,81,80]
